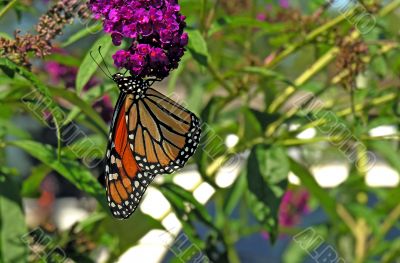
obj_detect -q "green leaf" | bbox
[76,34,113,94]
[0,58,64,159]
[161,183,214,228]
[45,53,81,67]
[62,22,102,48]
[75,212,107,232]
[159,186,206,250]
[249,109,280,131]
[240,108,263,139]
[0,174,28,263]
[167,53,190,93]
[196,96,226,177]
[368,141,400,173]
[0,32,12,40]
[62,83,115,127]
[48,87,108,135]
[246,145,289,242]
[62,134,106,160]
[101,211,164,257]
[200,96,225,123]
[0,65,15,78]
[367,141,400,206]
[289,158,339,221]
[160,183,219,255]
[187,29,210,67]
[0,119,31,140]
[8,140,106,209]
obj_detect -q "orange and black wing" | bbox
[125,88,201,175]
[104,93,155,219]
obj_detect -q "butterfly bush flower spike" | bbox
[88,0,188,79]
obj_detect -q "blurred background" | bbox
[1,0,400,262]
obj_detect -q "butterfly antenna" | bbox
[98,46,113,77]
[90,50,112,80]
[123,69,129,76]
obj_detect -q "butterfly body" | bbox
[113,73,149,98]
[103,74,201,219]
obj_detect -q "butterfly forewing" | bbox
[126,88,201,175]
[104,93,155,219]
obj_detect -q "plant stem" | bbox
[267,46,339,115]
[379,0,400,17]
[292,92,397,136]
[277,134,400,147]
[200,0,207,34]
[368,203,400,249]
[266,10,353,68]
[0,0,17,20]
[207,63,234,94]
[278,136,345,146]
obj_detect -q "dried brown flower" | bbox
[0,0,90,67]
[336,33,369,85]
[220,0,252,15]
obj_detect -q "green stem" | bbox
[379,0,400,17]
[292,93,397,136]
[207,64,234,94]
[278,136,346,146]
[279,134,400,147]
[200,0,207,34]
[349,84,357,123]
[267,47,339,114]
[0,0,17,19]
[369,203,400,249]
[266,9,353,69]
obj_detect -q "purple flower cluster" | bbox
[88,0,188,79]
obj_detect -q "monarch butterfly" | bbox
[103,73,201,219]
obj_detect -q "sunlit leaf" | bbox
[48,86,108,134]
[0,58,64,158]
[187,29,210,67]
[76,34,113,94]
[62,134,106,160]
[160,183,218,253]
[8,140,106,209]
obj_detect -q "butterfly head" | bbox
[112,73,149,95]
[112,73,124,82]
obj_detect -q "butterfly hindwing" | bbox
[126,88,201,175]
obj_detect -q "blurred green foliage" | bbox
[1,0,400,262]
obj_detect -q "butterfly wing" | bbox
[126,88,201,175]
[104,93,155,219]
